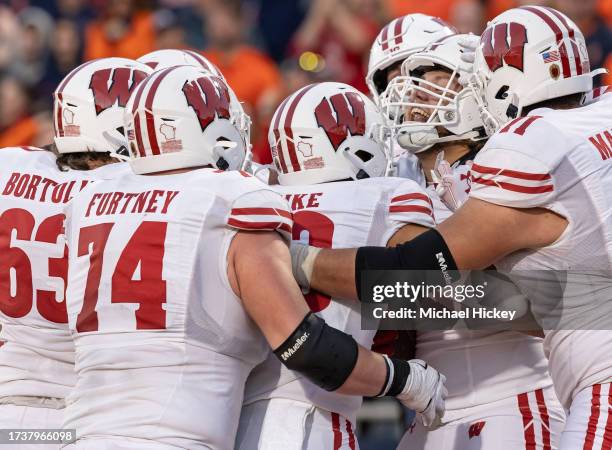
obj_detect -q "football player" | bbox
[290,6,612,449]
[380,34,565,449]
[366,14,456,104]
[61,66,446,450]
[236,81,438,449]
[366,13,456,181]
[0,57,152,448]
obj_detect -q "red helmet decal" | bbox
[481,22,528,72]
[90,68,149,115]
[314,92,366,151]
[182,76,231,132]
[144,61,159,69]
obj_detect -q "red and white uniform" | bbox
[469,94,612,448]
[62,169,292,450]
[0,147,127,449]
[400,160,565,449]
[237,177,434,450]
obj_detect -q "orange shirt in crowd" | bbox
[0,116,39,148]
[600,0,612,24]
[84,11,155,61]
[385,0,458,20]
[203,46,282,109]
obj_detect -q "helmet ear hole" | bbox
[495,86,510,100]
[354,149,373,162]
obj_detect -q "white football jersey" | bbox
[393,152,553,414]
[0,147,127,402]
[243,177,434,421]
[469,94,612,409]
[63,168,292,449]
[418,169,553,417]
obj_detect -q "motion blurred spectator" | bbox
[9,7,53,88]
[203,0,282,149]
[0,75,52,148]
[385,0,459,21]
[290,0,383,93]
[0,5,20,72]
[555,0,612,86]
[38,19,82,106]
[32,0,94,31]
[84,0,155,60]
[152,8,188,49]
[203,1,281,110]
[246,0,308,62]
[600,0,612,24]
[450,0,485,34]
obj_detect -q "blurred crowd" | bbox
[0,0,610,160]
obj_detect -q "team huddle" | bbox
[1,5,611,450]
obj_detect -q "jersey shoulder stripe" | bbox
[471,163,553,195]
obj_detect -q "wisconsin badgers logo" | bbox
[314,92,366,151]
[182,76,230,131]
[481,22,528,72]
[90,68,148,115]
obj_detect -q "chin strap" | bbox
[397,126,481,153]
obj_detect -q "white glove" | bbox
[289,242,321,289]
[396,359,447,429]
[431,152,470,212]
[457,33,479,86]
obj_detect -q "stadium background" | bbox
[0,0,609,448]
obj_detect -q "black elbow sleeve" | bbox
[355,228,458,300]
[273,313,358,392]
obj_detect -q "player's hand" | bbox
[457,33,479,86]
[396,359,447,430]
[431,152,470,211]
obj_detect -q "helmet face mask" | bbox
[381,34,487,154]
[268,82,392,186]
[470,6,600,133]
[53,58,154,156]
[125,66,249,175]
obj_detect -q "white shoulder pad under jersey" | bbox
[469,115,569,209]
[381,177,436,234]
[225,173,293,242]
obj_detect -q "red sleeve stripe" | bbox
[499,117,524,133]
[391,193,433,207]
[389,205,433,217]
[227,218,291,234]
[471,176,553,194]
[471,163,551,181]
[230,207,292,220]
